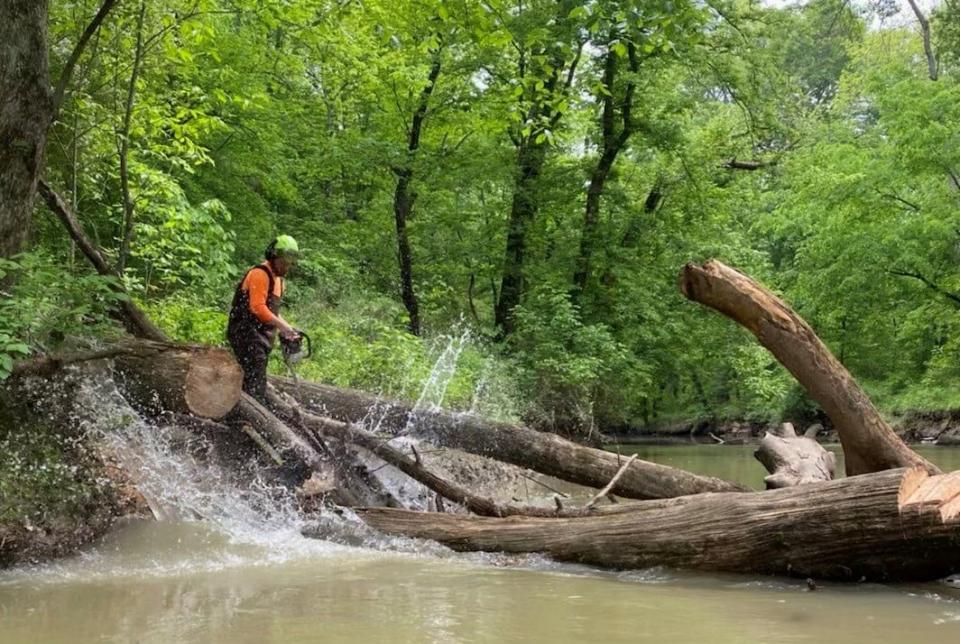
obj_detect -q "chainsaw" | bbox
[279,329,312,404]
[280,329,312,365]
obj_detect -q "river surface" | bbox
[2,445,960,643]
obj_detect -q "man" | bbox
[227,235,300,403]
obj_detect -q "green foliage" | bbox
[129,172,237,299]
[143,298,228,347]
[511,285,627,431]
[0,254,125,378]
[26,0,960,438]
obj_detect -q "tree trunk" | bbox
[393,170,421,336]
[265,390,582,517]
[573,41,636,298]
[0,0,53,260]
[269,376,749,499]
[117,0,147,274]
[358,466,960,582]
[905,0,938,81]
[111,340,242,419]
[392,55,442,336]
[495,141,548,336]
[754,423,835,488]
[679,260,939,477]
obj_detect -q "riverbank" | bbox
[0,380,149,569]
[606,410,960,446]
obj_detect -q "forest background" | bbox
[4,0,960,442]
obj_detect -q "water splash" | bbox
[410,332,469,415]
[1,333,568,587]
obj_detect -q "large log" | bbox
[679,260,938,476]
[111,340,242,419]
[270,377,749,499]
[265,390,577,518]
[358,467,960,582]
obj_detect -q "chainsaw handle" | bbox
[294,329,312,360]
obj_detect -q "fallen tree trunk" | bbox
[679,260,938,477]
[111,340,242,419]
[271,377,749,499]
[358,466,960,582]
[266,390,580,518]
[754,423,836,489]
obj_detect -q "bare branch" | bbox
[888,269,960,308]
[722,158,775,171]
[876,190,921,212]
[905,0,939,80]
[53,0,119,114]
[37,179,169,341]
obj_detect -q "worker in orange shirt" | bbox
[226,235,300,403]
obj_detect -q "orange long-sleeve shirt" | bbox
[240,262,284,325]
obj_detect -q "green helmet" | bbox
[273,234,300,258]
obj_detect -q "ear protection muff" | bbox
[264,238,278,260]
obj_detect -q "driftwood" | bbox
[28,196,958,582]
[754,423,836,489]
[679,260,939,477]
[271,377,749,500]
[358,466,960,582]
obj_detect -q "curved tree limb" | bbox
[887,268,960,309]
[679,259,939,476]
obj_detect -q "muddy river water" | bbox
[2,445,959,643]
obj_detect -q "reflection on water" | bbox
[2,445,960,643]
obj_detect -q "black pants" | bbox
[230,337,270,405]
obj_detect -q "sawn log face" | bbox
[112,340,242,419]
[357,467,960,582]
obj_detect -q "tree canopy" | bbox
[2,0,958,435]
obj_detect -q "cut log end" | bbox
[114,341,243,419]
[899,469,960,522]
[184,349,244,418]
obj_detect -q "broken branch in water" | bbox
[585,454,637,510]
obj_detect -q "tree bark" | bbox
[265,390,580,518]
[754,423,835,489]
[269,376,749,499]
[905,0,938,81]
[679,260,939,476]
[0,0,53,260]
[358,466,960,582]
[111,340,243,419]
